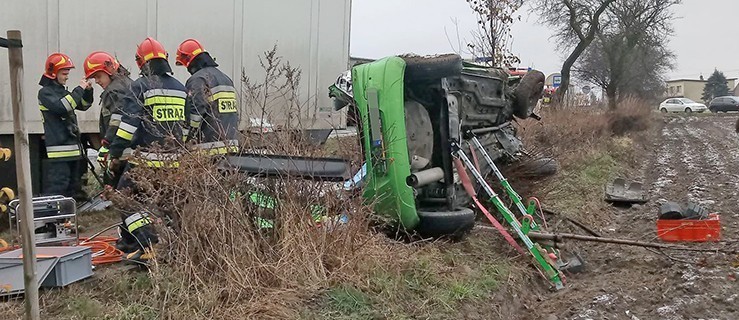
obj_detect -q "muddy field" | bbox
[535,114,739,320]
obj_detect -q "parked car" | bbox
[659,98,707,113]
[708,96,739,113]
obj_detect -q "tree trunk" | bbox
[554,40,592,104]
[553,0,615,105]
[606,85,618,110]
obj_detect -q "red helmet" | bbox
[175,38,206,67]
[83,51,120,78]
[134,37,168,69]
[43,53,75,79]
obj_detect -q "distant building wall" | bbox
[666,78,738,102]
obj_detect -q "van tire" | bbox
[415,207,475,239]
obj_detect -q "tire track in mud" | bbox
[692,116,739,240]
[650,117,700,203]
[677,118,716,206]
[651,118,681,196]
[684,122,736,205]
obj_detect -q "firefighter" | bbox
[175,38,239,155]
[82,51,134,187]
[38,53,94,198]
[107,37,188,262]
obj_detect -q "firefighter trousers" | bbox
[43,159,82,198]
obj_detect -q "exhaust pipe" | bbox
[406,167,444,187]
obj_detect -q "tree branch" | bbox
[563,0,586,41]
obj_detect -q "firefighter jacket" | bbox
[108,71,187,167]
[100,73,134,143]
[186,53,239,154]
[38,76,94,161]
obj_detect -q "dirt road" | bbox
[538,114,739,320]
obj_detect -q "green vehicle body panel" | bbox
[351,57,420,229]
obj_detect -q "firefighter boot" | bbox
[115,225,139,254]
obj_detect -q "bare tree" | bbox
[533,0,616,103]
[576,0,679,108]
[577,37,675,107]
[466,0,524,67]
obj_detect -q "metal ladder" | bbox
[452,137,565,290]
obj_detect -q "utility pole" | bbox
[4,30,41,320]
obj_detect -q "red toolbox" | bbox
[657,213,720,242]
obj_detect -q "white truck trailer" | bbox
[0,0,351,193]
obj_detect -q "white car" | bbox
[659,98,707,113]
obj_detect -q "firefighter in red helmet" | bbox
[176,38,239,155]
[106,37,189,263]
[83,51,134,187]
[38,53,94,198]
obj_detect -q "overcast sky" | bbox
[351,0,739,81]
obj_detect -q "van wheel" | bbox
[415,207,475,240]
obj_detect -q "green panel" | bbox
[352,57,419,229]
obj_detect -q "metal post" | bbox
[6,30,41,320]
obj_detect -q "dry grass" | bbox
[519,107,608,161]
[519,97,652,159]
[509,98,653,227]
[607,97,653,136]
[120,170,366,318]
